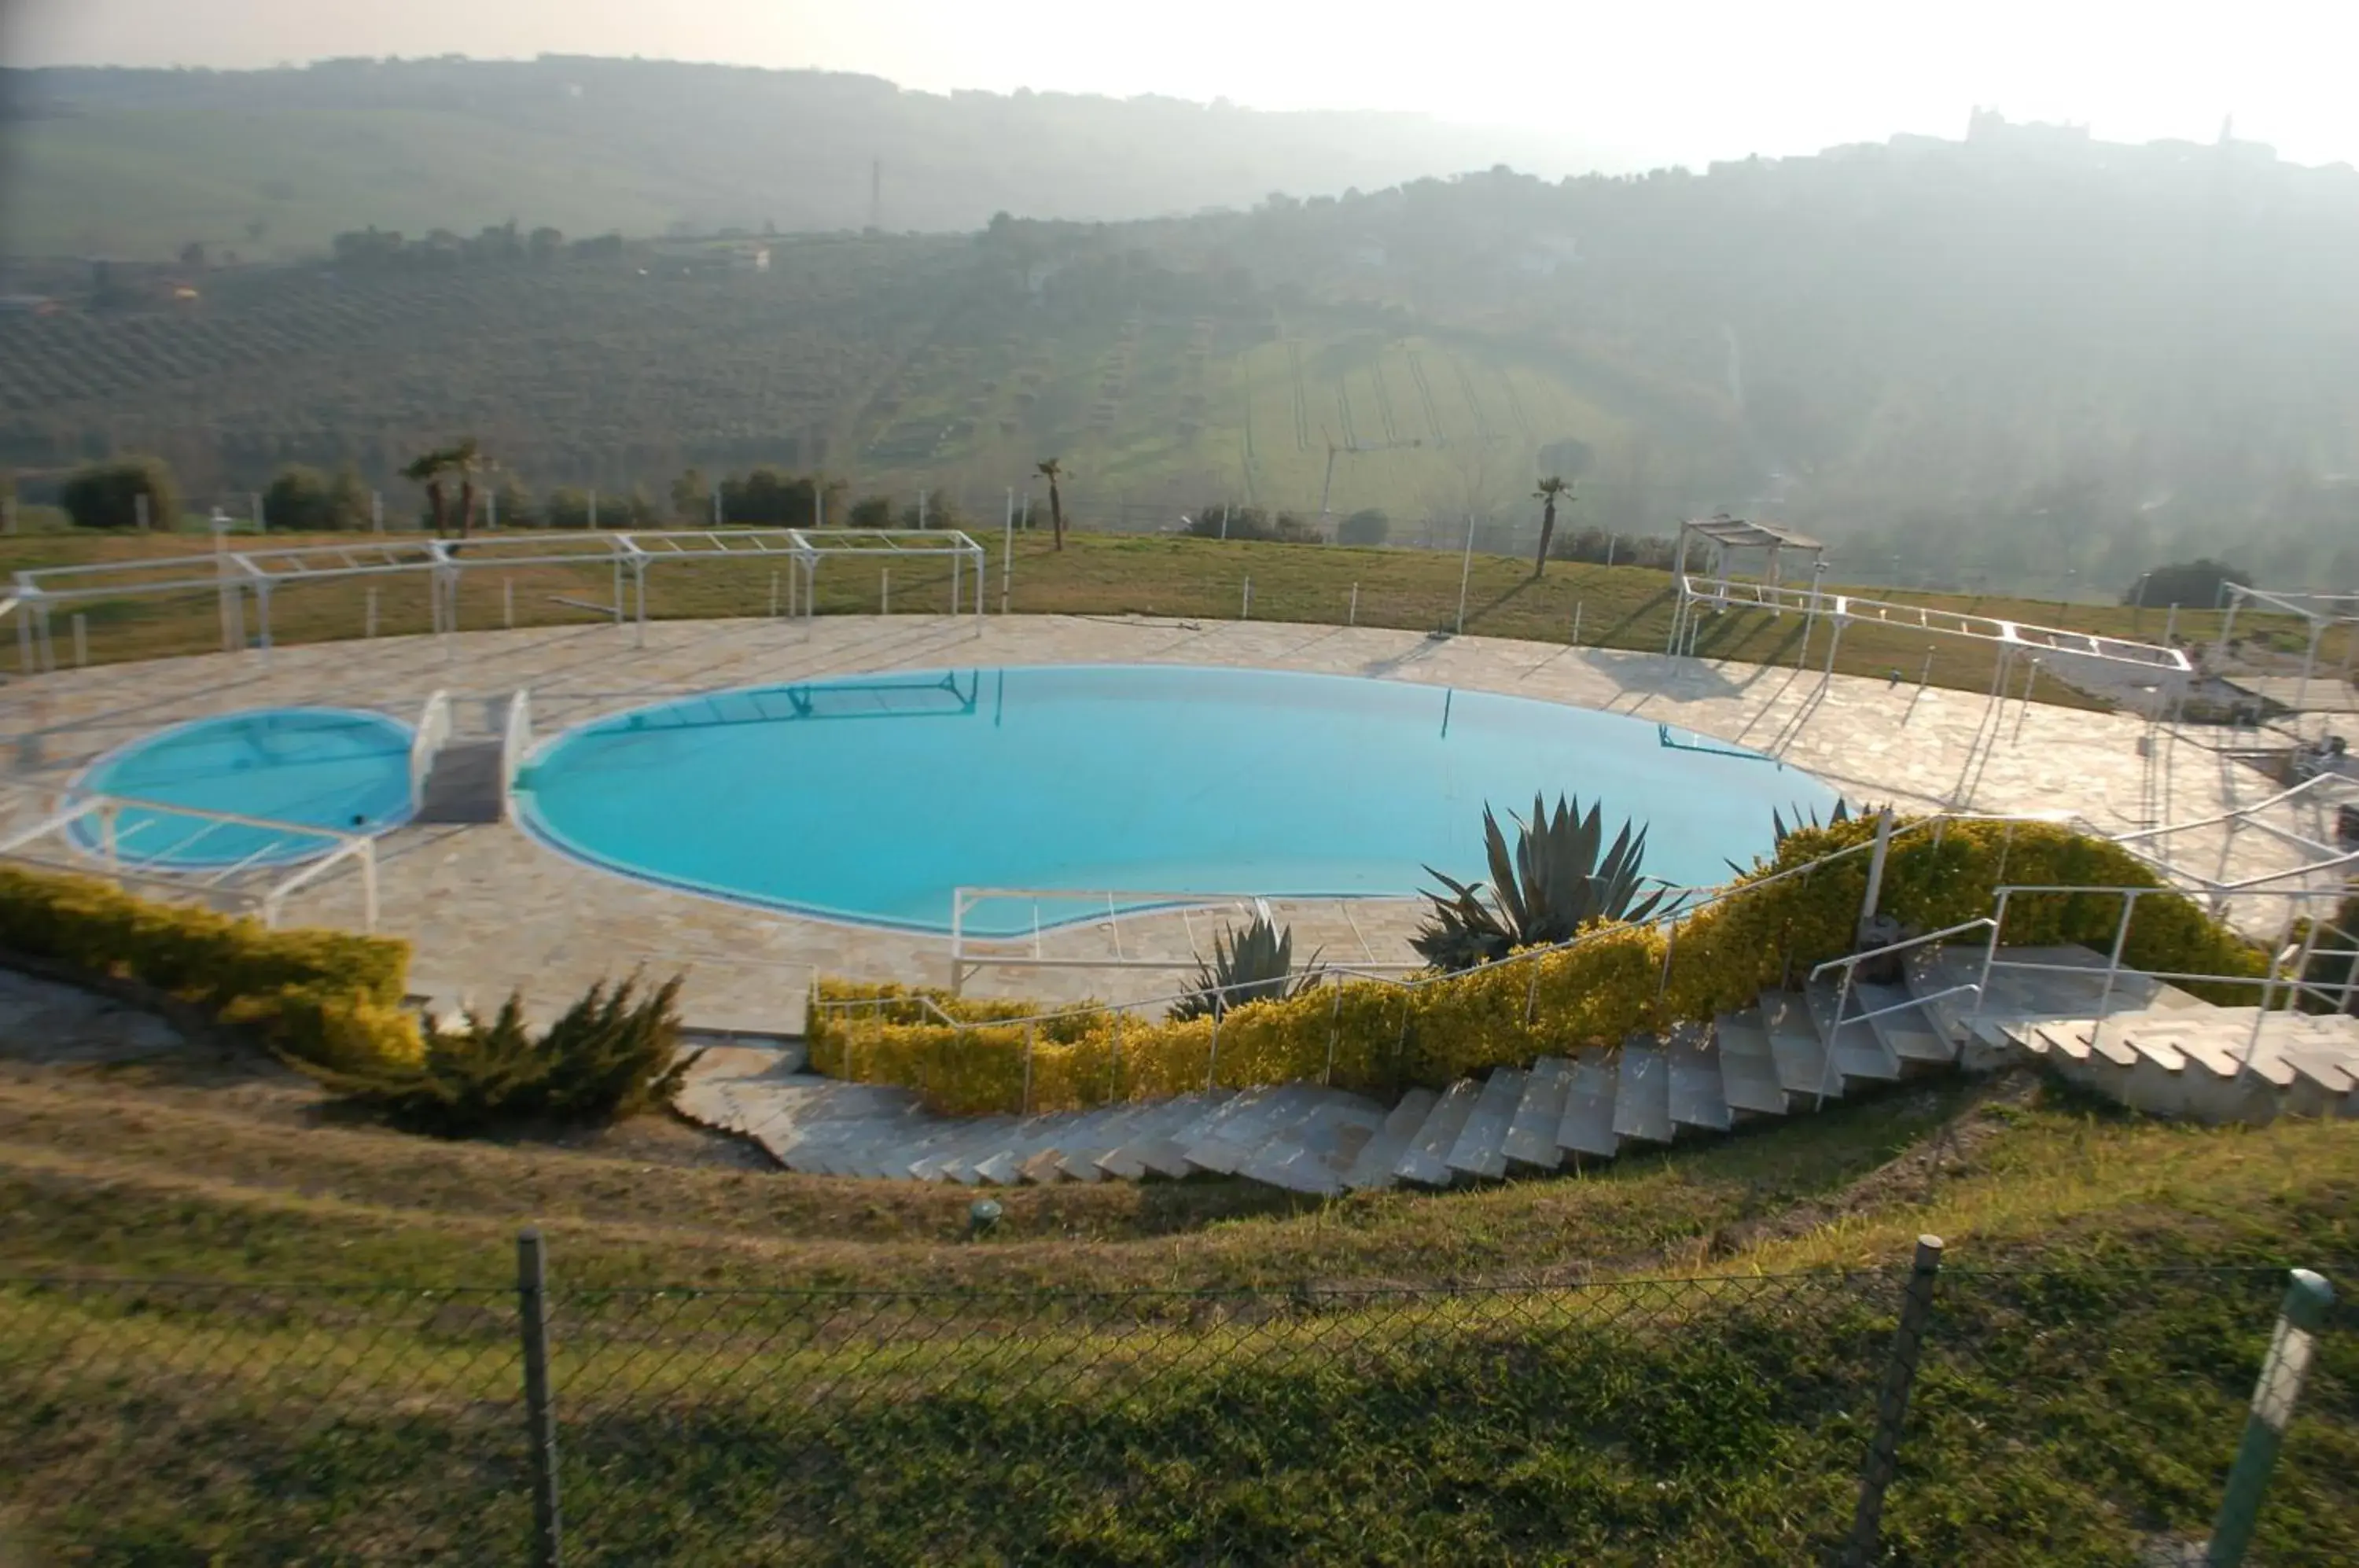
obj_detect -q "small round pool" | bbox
[518,664,1840,937]
[71,706,415,868]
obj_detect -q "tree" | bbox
[1338,508,1390,547]
[447,438,488,537]
[670,467,712,522]
[262,465,334,531]
[847,495,894,530]
[178,241,207,269]
[403,447,454,537]
[263,464,373,532]
[2126,558,2250,609]
[326,466,371,531]
[543,487,594,530]
[1532,476,1573,577]
[491,474,539,529]
[528,226,565,264]
[1036,458,1066,550]
[60,456,178,532]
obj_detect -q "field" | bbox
[0,241,969,495]
[7,527,2344,717]
[0,248,1712,547]
[2,1022,2355,1562]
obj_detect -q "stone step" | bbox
[1444,1067,1527,1180]
[1611,1040,1674,1145]
[1664,1025,1733,1133]
[414,738,505,825]
[1761,990,1838,1101]
[1344,1088,1438,1191]
[1500,1056,1574,1168]
[1395,1079,1484,1187]
[1054,1102,1170,1181]
[2031,1021,2095,1065]
[1556,1048,1621,1158]
[1902,946,1982,1043]
[1809,977,1903,1084]
[1712,1011,1790,1115]
[1095,1091,1237,1179]
[1183,1085,1337,1176]
[1854,981,1958,1066]
[1238,1101,1386,1195]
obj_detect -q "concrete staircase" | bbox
[675,945,2359,1193]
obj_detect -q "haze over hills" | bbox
[0,56,1614,256]
[2,55,2357,592]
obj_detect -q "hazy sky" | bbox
[10,0,2359,170]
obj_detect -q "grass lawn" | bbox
[1,1043,2353,1564]
[9,527,2346,712]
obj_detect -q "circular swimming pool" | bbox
[71,706,414,868]
[517,664,1840,937]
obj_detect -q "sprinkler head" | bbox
[968,1198,1003,1239]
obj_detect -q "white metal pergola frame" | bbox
[9,527,989,668]
[1668,572,2196,679]
[2215,583,2359,720]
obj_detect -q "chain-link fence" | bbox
[1,1242,2349,1566]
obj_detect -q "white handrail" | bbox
[410,689,451,803]
[500,687,533,822]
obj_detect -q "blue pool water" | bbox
[71,706,415,868]
[519,664,1841,937]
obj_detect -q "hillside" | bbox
[5,72,2359,591]
[3,1010,2354,1562]
[0,57,1603,257]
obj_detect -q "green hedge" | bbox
[808,820,2269,1115]
[0,866,420,1071]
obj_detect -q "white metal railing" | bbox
[9,527,993,661]
[500,687,533,822]
[0,791,381,931]
[941,811,2071,1003]
[1971,885,2356,1072]
[1672,572,2195,674]
[410,689,452,804]
[1806,918,1997,1107]
[946,884,1430,993]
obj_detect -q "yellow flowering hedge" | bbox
[807,819,2268,1115]
[0,865,421,1070]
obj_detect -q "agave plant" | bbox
[1168,914,1321,1021]
[1725,799,1860,877]
[1411,793,1672,972]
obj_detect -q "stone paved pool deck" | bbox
[0,613,2341,1030]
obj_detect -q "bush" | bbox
[1337,508,1390,547]
[301,974,694,1136]
[262,464,371,531]
[2127,558,2249,609]
[1182,504,1323,543]
[59,455,179,531]
[809,820,2266,1115]
[0,866,416,1069]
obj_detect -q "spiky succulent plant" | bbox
[1411,793,1671,972]
[1168,914,1322,1021]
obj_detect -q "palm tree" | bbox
[447,437,487,538]
[1532,476,1573,577]
[1036,458,1065,552]
[403,447,453,537]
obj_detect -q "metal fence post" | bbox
[1846,1234,1944,1566]
[517,1228,563,1568]
[2203,1268,2336,1567]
